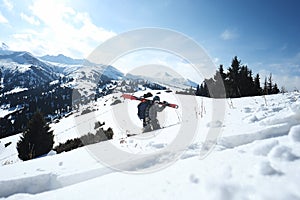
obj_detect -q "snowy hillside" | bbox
[1,91,300,199]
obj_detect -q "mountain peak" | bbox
[1,42,9,51]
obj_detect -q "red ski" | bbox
[121,94,179,109]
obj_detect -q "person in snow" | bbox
[139,95,167,133]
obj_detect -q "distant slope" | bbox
[40,54,89,65]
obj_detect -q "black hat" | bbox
[153,96,160,102]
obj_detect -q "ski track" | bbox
[218,122,292,148]
[0,167,116,198]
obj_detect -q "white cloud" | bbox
[273,74,300,92]
[0,11,8,23]
[8,0,116,58]
[258,69,300,92]
[20,13,40,26]
[254,50,300,92]
[3,0,13,11]
[221,29,238,40]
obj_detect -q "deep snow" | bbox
[1,91,300,199]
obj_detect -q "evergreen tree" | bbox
[254,73,262,95]
[218,64,226,80]
[227,56,242,97]
[196,81,210,97]
[195,84,200,96]
[263,77,268,95]
[272,83,280,94]
[202,80,210,97]
[267,73,273,94]
[17,112,54,161]
[212,70,226,98]
[238,65,252,96]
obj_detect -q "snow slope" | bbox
[0,91,300,199]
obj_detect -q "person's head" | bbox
[153,96,160,104]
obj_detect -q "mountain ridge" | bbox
[40,54,89,65]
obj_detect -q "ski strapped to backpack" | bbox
[121,94,179,109]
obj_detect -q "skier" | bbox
[138,95,167,133]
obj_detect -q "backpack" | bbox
[137,100,150,119]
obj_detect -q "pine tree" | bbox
[272,83,280,94]
[218,64,226,80]
[263,77,268,95]
[227,56,242,97]
[17,112,54,161]
[267,73,273,94]
[202,81,210,97]
[254,73,262,95]
[195,84,200,96]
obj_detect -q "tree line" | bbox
[196,56,280,98]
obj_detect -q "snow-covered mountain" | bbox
[0,51,59,92]
[126,70,199,90]
[39,54,124,81]
[40,54,87,65]
[0,49,125,95]
[40,54,199,90]
[1,47,197,97]
[39,54,125,97]
[0,91,300,199]
[39,53,197,96]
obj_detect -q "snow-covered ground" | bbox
[1,91,300,199]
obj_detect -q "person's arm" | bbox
[157,102,167,112]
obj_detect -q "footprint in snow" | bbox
[149,143,166,149]
[256,161,283,176]
[268,145,300,162]
[243,107,253,113]
[207,120,223,128]
[252,140,279,156]
[189,174,199,184]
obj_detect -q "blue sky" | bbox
[1,0,300,90]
